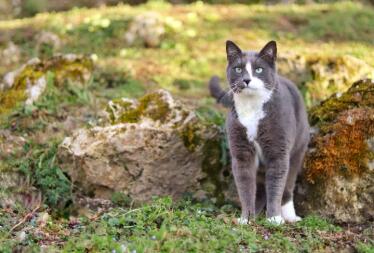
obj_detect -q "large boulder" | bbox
[296,79,374,223]
[58,90,232,204]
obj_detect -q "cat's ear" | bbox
[226,40,242,63]
[259,41,277,66]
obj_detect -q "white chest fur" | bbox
[234,91,272,141]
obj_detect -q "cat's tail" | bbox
[209,76,232,108]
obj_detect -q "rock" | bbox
[35,31,62,58]
[278,53,374,106]
[58,90,231,204]
[296,79,374,223]
[125,12,165,47]
[1,42,21,65]
[124,12,182,48]
[0,54,93,119]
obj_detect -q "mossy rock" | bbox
[106,89,188,126]
[296,79,374,223]
[61,90,234,206]
[0,55,93,120]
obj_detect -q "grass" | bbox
[1,197,373,252]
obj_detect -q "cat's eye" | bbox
[234,67,242,74]
[255,67,263,74]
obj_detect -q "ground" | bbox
[0,1,373,252]
[1,197,373,252]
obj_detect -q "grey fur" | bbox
[210,40,310,221]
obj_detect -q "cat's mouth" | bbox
[244,86,257,90]
[240,86,258,93]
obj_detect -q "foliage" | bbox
[14,142,72,211]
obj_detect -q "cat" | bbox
[209,40,310,225]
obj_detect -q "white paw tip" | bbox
[285,216,302,223]
[237,217,249,225]
[267,215,285,225]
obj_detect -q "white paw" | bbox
[237,217,249,225]
[281,201,302,223]
[267,215,285,225]
[285,215,302,223]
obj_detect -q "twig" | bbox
[10,204,40,233]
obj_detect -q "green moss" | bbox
[309,79,374,126]
[178,121,202,152]
[201,133,228,205]
[138,93,171,123]
[0,65,44,119]
[107,91,173,124]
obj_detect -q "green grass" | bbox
[1,197,372,252]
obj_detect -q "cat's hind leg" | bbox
[281,146,307,223]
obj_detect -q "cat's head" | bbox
[225,40,277,95]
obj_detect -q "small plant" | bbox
[15,142,72,212]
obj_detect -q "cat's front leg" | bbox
[265,155,290,225]
[231,156,257,224]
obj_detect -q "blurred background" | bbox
[0,0,373,19]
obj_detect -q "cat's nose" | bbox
[243,79,251,86]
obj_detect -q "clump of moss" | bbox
[178,120,203,152]
[309,79,374,125]
[0,64,44,118]
[200,132,229,205]
[106,90,174,124]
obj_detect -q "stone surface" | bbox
[58,90,231,204]
[296,79,374,223]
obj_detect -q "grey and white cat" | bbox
[209,40,309,225]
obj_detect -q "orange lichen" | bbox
[305,108,374,183]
